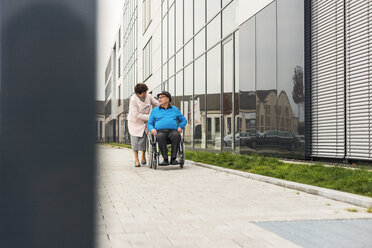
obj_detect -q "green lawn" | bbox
[103,143,372,198]
[185,150,372,198]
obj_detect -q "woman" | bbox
[128,83,159,167]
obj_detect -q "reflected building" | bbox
[104,0,372,162]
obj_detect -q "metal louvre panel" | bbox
[346,0,372,160]
[311,0,345,158]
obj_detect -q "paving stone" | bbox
[95,145,372,247]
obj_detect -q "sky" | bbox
[96,0,124,101]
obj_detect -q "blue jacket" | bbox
[147,105,187,131]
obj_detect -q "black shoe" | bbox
[160,159,169,165]
[170,159,179,165]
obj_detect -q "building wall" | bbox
[311,0,372,161]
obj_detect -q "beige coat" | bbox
[128,94,159,137]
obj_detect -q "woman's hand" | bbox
[177,127,182,133]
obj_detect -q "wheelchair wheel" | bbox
[178,139,185,169]
[146,137,153,169]
[153,142,159,170]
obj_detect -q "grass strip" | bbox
[185,150,372,198]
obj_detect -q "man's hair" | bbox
[134,83,148,94]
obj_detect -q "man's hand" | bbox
[151,129,157,136]
[177,127,182,133]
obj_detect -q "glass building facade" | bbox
[122,0,138,143]
[106,0,306,158]
[105,0,372,162]
[158,0,305,158]
[239,0,305,158]
[160,0,240,152]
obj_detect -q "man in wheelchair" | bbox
[147,91,187,165]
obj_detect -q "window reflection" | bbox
[176,0,183,50]
[222,1,237,38]
[162,14,168,62]
[222,38,234,149]
[194,0,205,33]
[207,44,221,150]
[183,63,193,147]
[195,28,205,58]
[238,0,305,158]
[277,0,305,157]
[184,0,193,42]
[194,55,206,149]
[207,15,221,49]
[175,71,183,111]
[169,5,175,57]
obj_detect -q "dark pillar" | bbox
[0,1,96,247]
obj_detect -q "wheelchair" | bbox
[146,131,185,170]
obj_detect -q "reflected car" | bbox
[215,131,261,148]
[214,133,238,147]
[257,130,299,150]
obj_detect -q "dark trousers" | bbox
[156,129,181,161]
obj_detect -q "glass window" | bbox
[162,0,167,17]
[234,31,239,94]
[239,17,255,92]
[277,0,305,156]
[143,38,152,80]
[222,0,232,8]
[169,56,175,77]
[184,63,193,147]
[256,2,276,91]
[153,84,162,98]
[143,0,151,32]
[176,48,183,72]
[222,0,237,38]
[194,28,205,58]
[169,76,175,98]
[194,55,206,149]
[118,56,121,78]
[207,14,221,49]
[118,85,122,106]
[169,5,175,57]
[207,44,221,149]
[194,0,205,33]
[256,2,277,152]
[184,40,193,66]
[175,70,184,111]
[207,0,220,21]
[162,80,168,91]
[222,39,234,148]
[239,18,257,150]
[162,62,168,82]
[176,0,184,50]
[162,14,168,62]
[184,0,193,43]
[118,27,121,48]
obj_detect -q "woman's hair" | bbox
[134,83,148,94]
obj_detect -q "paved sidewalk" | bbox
[96,145,372,248]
